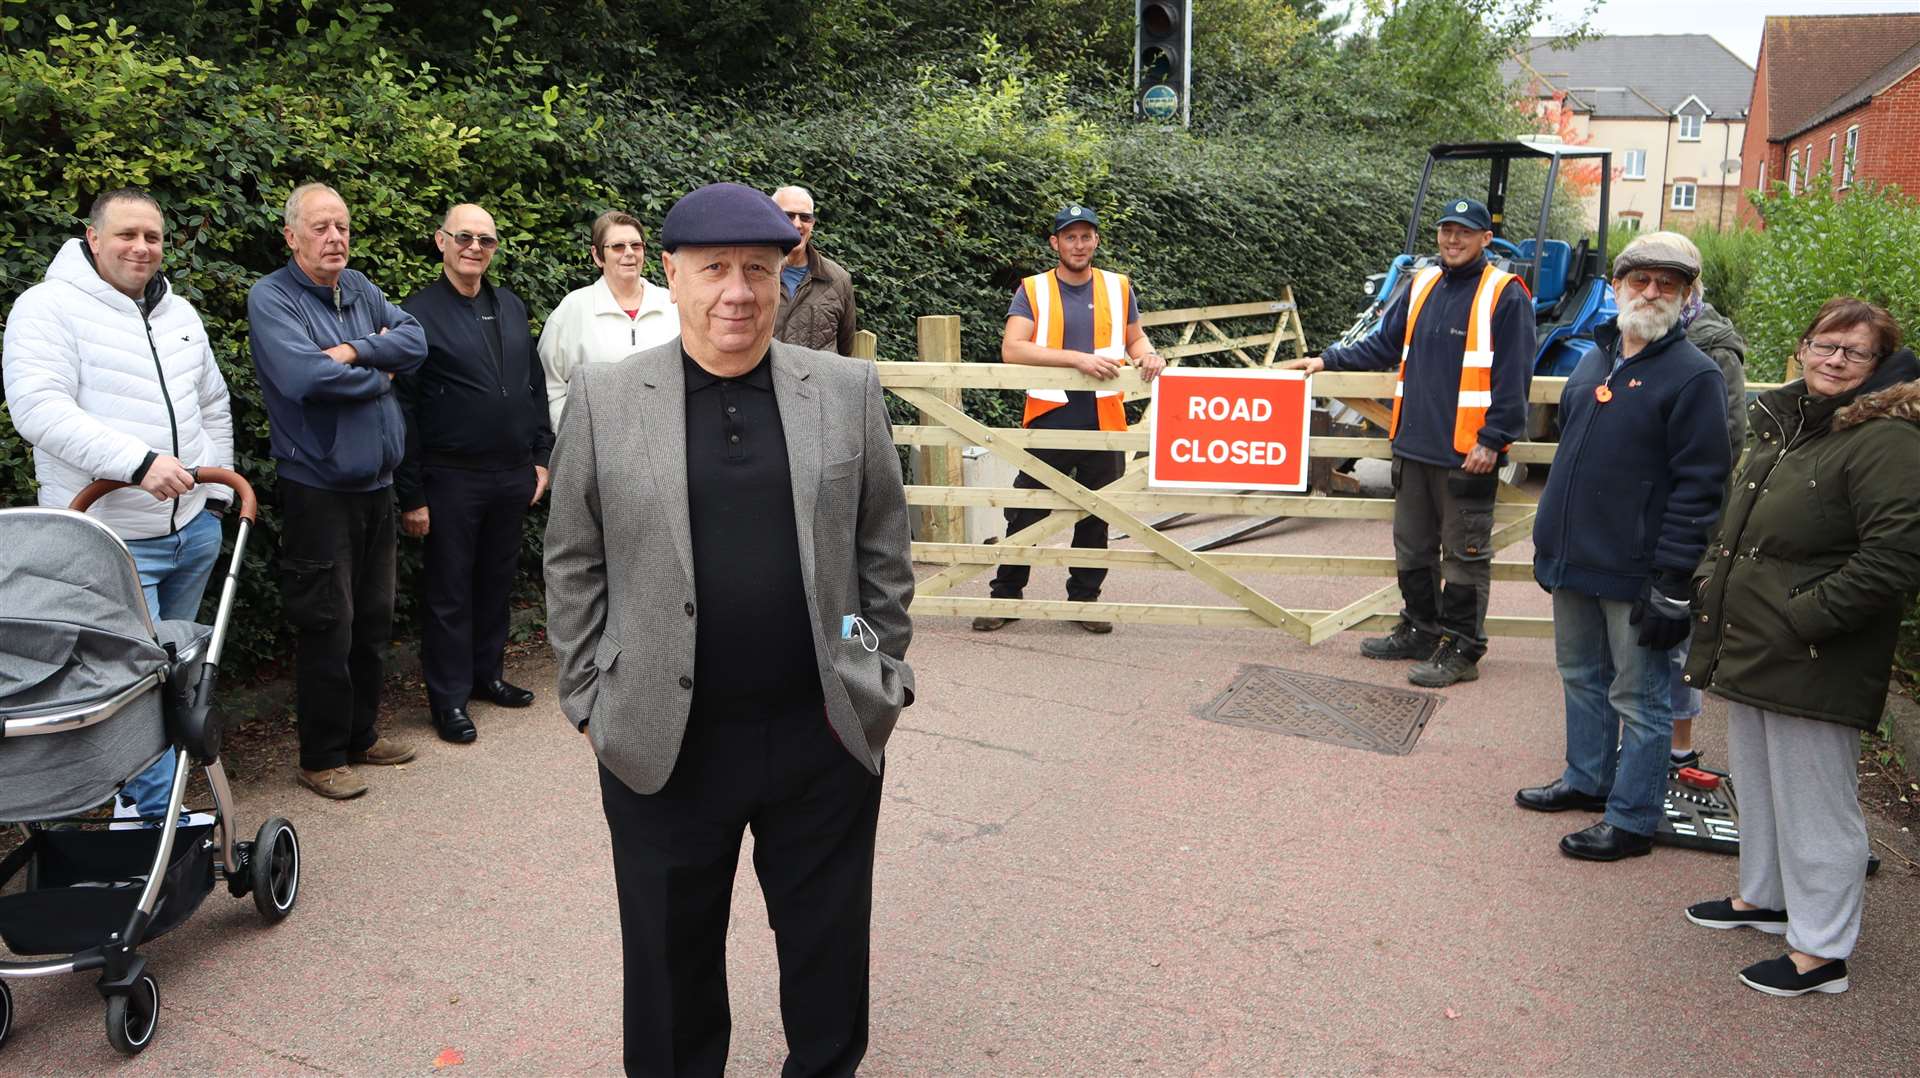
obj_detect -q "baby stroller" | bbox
[0,468,300,1056]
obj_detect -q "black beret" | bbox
[659,182,801,253]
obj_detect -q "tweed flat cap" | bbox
[1612,230,1701,282]
[659,183,801,252]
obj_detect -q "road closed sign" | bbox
[1148,368,1312,491]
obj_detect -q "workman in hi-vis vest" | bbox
[972,203,1166,636]
[1284,198,1535,687]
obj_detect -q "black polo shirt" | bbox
[683,351,823,716]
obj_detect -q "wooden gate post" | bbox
[914,315,965,544]
[850,329,877,361]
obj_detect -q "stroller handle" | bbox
[72,466,259,524]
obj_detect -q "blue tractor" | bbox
[1330,140,1618,454]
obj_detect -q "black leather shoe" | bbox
[1515,778,1609,813]
[1559,822,1654,861]
[473,679,535,708]
[432,706,478,744]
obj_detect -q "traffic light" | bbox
[1135,0,1191,127]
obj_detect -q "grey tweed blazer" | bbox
[543,339,915,794]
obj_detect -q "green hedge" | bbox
[1,8,1512,677]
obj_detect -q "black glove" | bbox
[1630,570,1693,651]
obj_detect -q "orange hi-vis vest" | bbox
[1390,262,1527,455]
[1020,268,1131,432]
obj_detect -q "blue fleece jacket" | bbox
[1320,253,1535,468]
[247,261,427,491]
[1532,318,1731,600]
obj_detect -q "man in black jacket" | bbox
[398,203,554,743]
[1284,198,1535,687]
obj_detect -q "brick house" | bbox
[1505,35,1753,232]
[1739,13,1920,226]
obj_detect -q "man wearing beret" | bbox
[1519,231,1730,861]
[1284,197,1535,687]
[544,182,916,1076]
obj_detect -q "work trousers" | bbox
[601,699,883,1078]
[420,464,534,711]
[1727,701,1869,959]
[278,479,397,771]
[989,447,1125,603]
[1390,456,1496,658]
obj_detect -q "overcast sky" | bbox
[1532,0,1920,65]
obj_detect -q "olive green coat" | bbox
[1683,352,1920,729]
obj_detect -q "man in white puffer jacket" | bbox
[3,186,234,820]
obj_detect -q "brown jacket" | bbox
[774,248,858,355]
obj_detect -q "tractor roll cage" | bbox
[1406,140,1614,299]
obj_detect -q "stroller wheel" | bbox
[104,973,159,1056]
[251,817,301,923]
[1,977,13,1051]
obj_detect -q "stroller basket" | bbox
[0,824,216,957]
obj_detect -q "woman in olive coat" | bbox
[1681,297,1920,997]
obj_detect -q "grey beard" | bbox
[1618,300,1679,342]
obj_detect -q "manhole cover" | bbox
[1195,664,1442,755]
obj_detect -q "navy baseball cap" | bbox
[1051,203,1100,234]
[1436,197,1493,232]
[659,182,801,253]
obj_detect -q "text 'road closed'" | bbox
[1149,368,1311,492]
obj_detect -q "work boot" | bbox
[1360,619,1440,660]
[1408,636,1480,687]
[1074,620,1113,634]
[297,766,368,800]
[971,616,1016,632]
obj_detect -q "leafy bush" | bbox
[1687,222,1763,328]
[1739,172,1920,382]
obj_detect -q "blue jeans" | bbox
[1668,637,1703,721]
[121,509,223,816]
[1552,589,1674,836]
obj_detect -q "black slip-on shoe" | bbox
[432,706,478,744]
[1515,778,1609,813]
[1686,898,1789,935]
[1739,954,1849,996]
[1558,821,1653,861]
[473,679,536,708]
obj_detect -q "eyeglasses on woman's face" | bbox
[1799,338,1879,366]
[599,241,644,255]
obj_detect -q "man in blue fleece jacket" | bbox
[1517,232,1731,862]
[249,182,427,800]
[1285,198,1535,687]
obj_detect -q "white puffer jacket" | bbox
[3,238,233,539]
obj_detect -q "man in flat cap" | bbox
[544,181,915,1076]
[1284,197,1534,687]
[1519,230,1729,862]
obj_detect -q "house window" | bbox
[1622,149,1647,179]
[1844,126,1859,187]
[1790,150,1801,193]
[1677,113,1703,141]
[1671,183,1697,210]
[1618,214,1642,233]
[1759,159,1768,191]
[1829,134,1838,174]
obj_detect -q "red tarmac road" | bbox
[4,512,1916,1074]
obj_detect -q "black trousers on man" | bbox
[989,447,1125,603]
[420,463,534,711]
[1390,456,1498,659]
[600,696,882,1078]
[277,478,397,771]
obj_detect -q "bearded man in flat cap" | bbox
[544,182,915,1077]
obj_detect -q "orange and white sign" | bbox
[1148,368,1311,491]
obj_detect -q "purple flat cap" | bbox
[659,182,801,253]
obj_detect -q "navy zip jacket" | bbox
[247,260,427,492]
[1532,318,1731,600]
[393,275,553,512]
[1320,253,1534,468]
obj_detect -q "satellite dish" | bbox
[1722,159,1742,173]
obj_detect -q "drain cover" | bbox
[1195,664,1442,755]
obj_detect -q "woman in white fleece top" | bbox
[536,209,679,431]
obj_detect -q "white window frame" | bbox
[1844,125,1859,188]
[1622,149,1647,179]
[1671,182,1697,210]
[1759,158,1768,191]
[1790,150,1801,193]
[1677,113,1703,141]
[1619,214,1643,233]
[1807,143,1815,183]
[1829,134,1838,174]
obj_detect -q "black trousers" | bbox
[600,700,882,1078]
[989,446,1125,603]
[1389,456,1498,658]
[277,478,397,771]
[420,464,533,711]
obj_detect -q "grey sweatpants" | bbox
[1727,701,1869,959]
